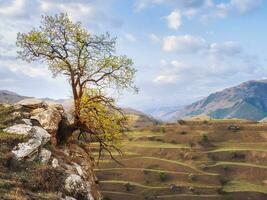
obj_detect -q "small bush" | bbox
[180,131,187,135]
[177,120,186,125]
[103,196,111,200]
[159,172,168,182]
[160,126,166,134]
[188,174,196,181]
[171,140,177,144]
[223,165,229,171]
[219,177,229,185]
[125,182,134,192]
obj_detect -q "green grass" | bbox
[223,181,267,194]
[208,161,267,169]
[100,180,220,189]
[99,156,218,175]
[94,167,203,175]
[124,141,190,149]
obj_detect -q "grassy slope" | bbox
[94,120,267,200]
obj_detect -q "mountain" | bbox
[123,108,160,128]
[167,79,267,121]
[0,90,27,104]
[144,105,183,121]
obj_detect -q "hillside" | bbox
[0,90,27,104]
[164,80,267,121]
[93,119,267,200]
[123,108,160,128]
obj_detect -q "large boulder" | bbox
[65,174,94,200]
[4,124,32,136]
[15,98,47,109]
[11,126,51,160]
[31,107,62,136]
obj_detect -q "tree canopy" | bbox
[16,13,137,160]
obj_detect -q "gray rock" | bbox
[52,158,60,168]
[39,148,51,164]
[21,118,32,126]
[31,107,62,135]
[16,98,47,109]
[65,174,93,200]
[12,138,42,160]
[11,126,51,161]
[4,124,32,136]
[61,196,77,200]
[31,126,51,145]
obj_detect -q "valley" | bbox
[92,119,267,200]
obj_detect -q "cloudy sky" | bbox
[0,0,267,110]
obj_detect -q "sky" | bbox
[0,0,267,111]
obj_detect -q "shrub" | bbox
[160,126,166,134]
[180,131,187,135]
[188,174,196,181]
[177,120,186,125]
[159,172,168,182]
[125,182,134,192]
[171,140,177,144]
[201,133,209,142]
[219,177,229,185]
[103,197,111,200]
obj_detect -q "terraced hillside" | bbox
[92,119,267,200]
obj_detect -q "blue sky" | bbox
[0,0,267,110]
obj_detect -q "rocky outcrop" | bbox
[2,99,101,200]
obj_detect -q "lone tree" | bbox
[16,13,137,159]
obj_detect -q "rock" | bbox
[39,148,51,164]
[31,126,51,145]
[11,126,51,161]
[21,118,32,126]
[12,138,42,160]
[52,158,60,168]
[73,163,84,177]
[61,196,77,200]
[169,184,181,192]
[31,107,62,136]
[16,98,47,109]
[65,174,93,200]
[4,124,32,136]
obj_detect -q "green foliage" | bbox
[160,126,165,134]
[201,133,209,143]
[188,173,196,181]
[159,172,168,182]
[80,89,125,158]
[16,13,137,94]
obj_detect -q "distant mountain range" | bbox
[158,79,267,121]
[0,90,159,127]
[2,79,267,122]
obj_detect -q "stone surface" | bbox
[4,124,32,136]
[31,107,62,136]
[11,126,51,161]
[52,158,60,168]
[61,196,77,200]
[21,118,32,126]
[12,138,42,160]
[65,174,89,199]
[31,126,51,145]
[39,148,52,164]
[16,98,47,109]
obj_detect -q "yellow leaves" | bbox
[79,88,124,145]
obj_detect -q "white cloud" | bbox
[125,33,136,42]
[149,34,160,43]
[39,1,96,22]
[0,0,27,18]
[154,74,178,84]
[210,41,242,56]
[231,0,262,14]
[165,10,182,30]
[162,35,207,53]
